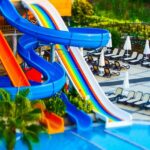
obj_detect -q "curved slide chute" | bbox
[1,34,66,100]
[22,0,132,128]
[0,0,108,49]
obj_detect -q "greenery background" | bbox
[71,0,150,51]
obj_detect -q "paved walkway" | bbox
[95,61,150,121]
[84,50,150,121]
[96,63,150,93]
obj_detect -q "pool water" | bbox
[0,123,150,150]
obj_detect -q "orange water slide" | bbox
[35,103,64,134]
[42,111,64,134]
[0,31,30,87]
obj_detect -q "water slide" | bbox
[0,0,107,49]
[34,103,64,134]
[15,35,66,133]
[0,31,30,87]
[0,0,97,131]
[0,0,132,128]
[60,93,92,131]
[17,35,65,100]
[21,0,132,128]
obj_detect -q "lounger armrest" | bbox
[107,93,115,96]
[120,95,127,99]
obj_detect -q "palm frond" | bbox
[17,89,30,97]
[0,101,14,117]
[27,124,46,134]
[23,130,39,143]
[0,89,11,102]
[0,89,44,150]
[3,128,16,150]
[16,109,41,124]
[21,135,32,150]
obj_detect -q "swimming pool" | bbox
[0,122,150,150]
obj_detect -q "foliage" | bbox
[65,87,93,113]
[0,89,46,150]
[43,95,66,117]
[93,0,150,22]
[109,29,121,48]
[71,0,150,41]
[71,0,94,26]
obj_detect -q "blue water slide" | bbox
[3,35,66,100]
[68,27,109,47]
[60,93,92,131]
[0,0,109,48]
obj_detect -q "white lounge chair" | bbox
[107,87,123,101]
[123,51,138,62]
[118,91,135,103]
[134,93,150,106]
[129,54,143,64]
[126,91,143,104]
[111,49,125,59]
[105,48,119,58]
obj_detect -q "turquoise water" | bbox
[0,123,150,150]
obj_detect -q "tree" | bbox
[0,89,46,150]
[71,0,94,26]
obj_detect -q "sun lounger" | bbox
[111,49,125,60]
[112,61,130,71]
[91,65,120,78]
[103,67,120,78]
[123,51,138,62]
[104,59,113,68]
[107,87,123,101]
[134,93,150,106]
[105,48,119,58]
[126,91,143,104]
[129,53,143,64]
[85,54,97,65]
[117,91,135,103]
[143,97,150,109]
[141,61,150,67]
[91,64,100,75]
[84,47,101,57]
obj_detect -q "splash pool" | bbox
[0,122,150,150]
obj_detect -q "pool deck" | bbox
[95,62,150,122]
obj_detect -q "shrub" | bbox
[109,29,122,48]
[65,87,93,113]
[43,95,66,117]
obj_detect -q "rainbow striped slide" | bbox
[22,0,132,128]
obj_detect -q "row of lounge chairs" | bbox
[86,47,149,68]
[105,59,130,71]
[106,48,144,65]
[107,87,150,109]
[85,55,121,78]
[91,65,120,78]
[85,54,129,77]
